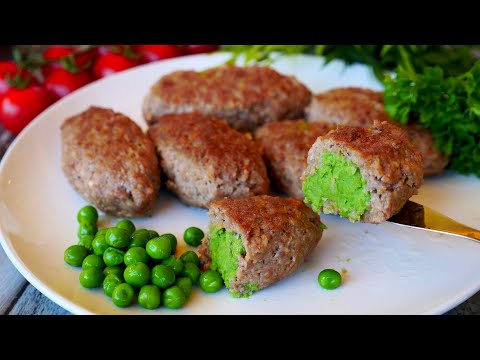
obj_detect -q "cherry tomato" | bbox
[183,45,220,55]
[0,86,52,135]
[42,46,96,76]
[136,45,183,63]
[97,45,130,56]
[43,69,93,101]
[0,61,37,97]
[92,53,139,79]
[42,46,75,76]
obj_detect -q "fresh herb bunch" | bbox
[383,62,480,177]
[223,45,480,81]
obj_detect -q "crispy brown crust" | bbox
[143,65,312,132]
[303,121,424,224]
[61,106,160,217]
[305,87,449,176]
[200,195,323,295]
[254,120,335,198]
[147,113,270,208]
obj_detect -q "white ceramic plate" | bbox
[1,53,480,315]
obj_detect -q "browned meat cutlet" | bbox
[147,113,270,209]
[198,195,324,298]
[142,65,312,132]
[303,121,424,224]
[254,120,335,199]
[305,87,449,176]
[61,106,161,217]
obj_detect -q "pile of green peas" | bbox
[64,205,224,310]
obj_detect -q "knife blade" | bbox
[388,200,480,242]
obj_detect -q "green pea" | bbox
[105,227,130,249]
[181,262,201,284]
[175,277,193,298]
[116,219,136,237]
[151,264,176,289]
[112,283,135,308]
[103,274,123,297]
[78,222,97,239]
[124,263,151,287]
[183,227,204,247]
[199,270,223,293]
[64,245,89,267]
[162,286,186,309]
[146,237,172,260]
[138,285,161,310]
[77,205,98,225]
[103,247,126,267]
[79,268,105,288]
[103,266,124,279]
[148,230,159,239]
[92,234,109,255]
[318,269,342,290]
[179,251,200,267]
[128,229,151,249]
[77,235,94,252]
[162,255,184,275]
[82,254,106,270]
[161,233,177,254]
[124,247,149,266]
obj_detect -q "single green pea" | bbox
[77,205,98,225]
[103,266,124,279]
[82,254,106,271]
[124,247,149,266]
[151,264,176,289]
[79,268,105,288]
[175,277,193,298]
[64,245,89,267]
[199,270,223,293]
[183,227,204,247]
[128,229,151,249]
[124,263,151,288]
[181,262,201,284]
[92,234,109,255]
[78,222,97,239]
[318,269,342,290]
[161,233,177,254]
[148,230,160,239]
[138,285,161,310]
[105,227,130,249]
[162,255,184,275]
[162,286,186,309]
[179,251,200,267]
[103,274,124,297]
[112,283,135,308]
[116,219,136,237]
[103,247,126,267]
[146,237,172,260]
[77,235,95,252]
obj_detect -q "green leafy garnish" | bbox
[383,62,480,177]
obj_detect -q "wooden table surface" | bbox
[0,46,479,315]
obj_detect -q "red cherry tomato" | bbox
[183,45,220,55]
[0,86,52,135]
[92,53,139,79]
[43,69,93,101]
[136,45,183,63]
[42,46,75,76]
[97,45,130,56]
[42,46,96,76]
[0,61,38,97]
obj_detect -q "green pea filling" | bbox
[209,226,259,298]
[302,151,370,221]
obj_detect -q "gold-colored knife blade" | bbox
[388,201,480,242]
